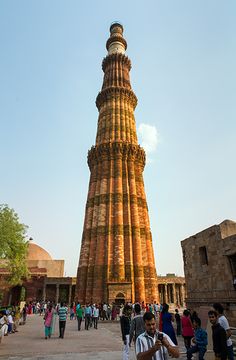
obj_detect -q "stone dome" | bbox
[27,242,52,261]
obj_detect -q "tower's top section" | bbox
[106,22,127,55]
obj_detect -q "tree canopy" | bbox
[0,204,28,285]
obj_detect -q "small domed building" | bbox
[0,241,76,306]
[27,242,52,261]
[1,241,185,307]
[27,241,64,277]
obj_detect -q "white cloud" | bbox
[138,123,159,155]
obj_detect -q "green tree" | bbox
[0,204,29,285]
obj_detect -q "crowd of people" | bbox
[120,302,234,360]
[0,300,234,360]
[0,300,122,343]
[0,305,24,344]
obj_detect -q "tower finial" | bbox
[106,22,127,55]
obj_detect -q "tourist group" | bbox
[0,301,234,360]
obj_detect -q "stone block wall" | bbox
[181,220,236,326]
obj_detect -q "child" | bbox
[208,310,227,360]
[7,312,14,334]
[187,317,208,360]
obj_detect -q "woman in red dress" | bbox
[181,309,194,349]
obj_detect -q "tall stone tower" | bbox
[76,23,158,304]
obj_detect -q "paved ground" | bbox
[0,314,187,360]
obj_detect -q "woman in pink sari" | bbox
[44,304,54,339]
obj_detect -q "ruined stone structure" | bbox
[26,242,64,278]
[0,242,65,306]
[42,277,76,305]
[157,274,186,306]
[181,219,236,326]
[0,241,184,306]
[76,23,158,304]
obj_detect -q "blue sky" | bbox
[0,1,235,277]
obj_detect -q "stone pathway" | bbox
[0,315,187,360]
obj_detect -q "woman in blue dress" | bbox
[160,303,178,345]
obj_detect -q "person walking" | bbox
[129,303,145,347]
[175,309,181,336]
[69,303,75,320]
[44,303,54,339]
[208,310,227,360]
[58,302,68,339]
[22,304,27,324]
[76,303,83,331]
[213,303,234,360]
[102,303,108,320]
[160,303,178,345]
[120,304,132,360]
[111,303,117,321]
[93,304,99,329]
[181,309,194,350]
[84,304,92,330]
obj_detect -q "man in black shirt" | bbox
[175,309,181,336]
[120,304,132,360]
[208,310,227,360]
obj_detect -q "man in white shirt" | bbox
[213,303,234,360]
[136,311,180,360]
[0,311,9,341]
[93,304,99,329]
[103,303,108,320]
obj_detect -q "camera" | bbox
[157,333,163,341]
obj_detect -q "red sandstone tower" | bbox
[76,23,158,304]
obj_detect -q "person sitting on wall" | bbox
[0,311,9,342]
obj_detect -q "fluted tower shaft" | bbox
[76,23,158,304]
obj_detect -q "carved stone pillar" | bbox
[56,284,59,304]
[68,284,72,305]
[164,284,168,303]
[8,292,12,306]
[176,285,180,305]
[172,283,176,304]
[161,285,164,304]
[43,283,46,302]
[180,284,185,306]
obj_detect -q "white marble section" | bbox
[108,42,125,54]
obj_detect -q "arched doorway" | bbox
[115,292,125,305]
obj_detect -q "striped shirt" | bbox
[136,331,175,360]
[58,306,67,321]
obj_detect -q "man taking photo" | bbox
[136,311,180,360]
